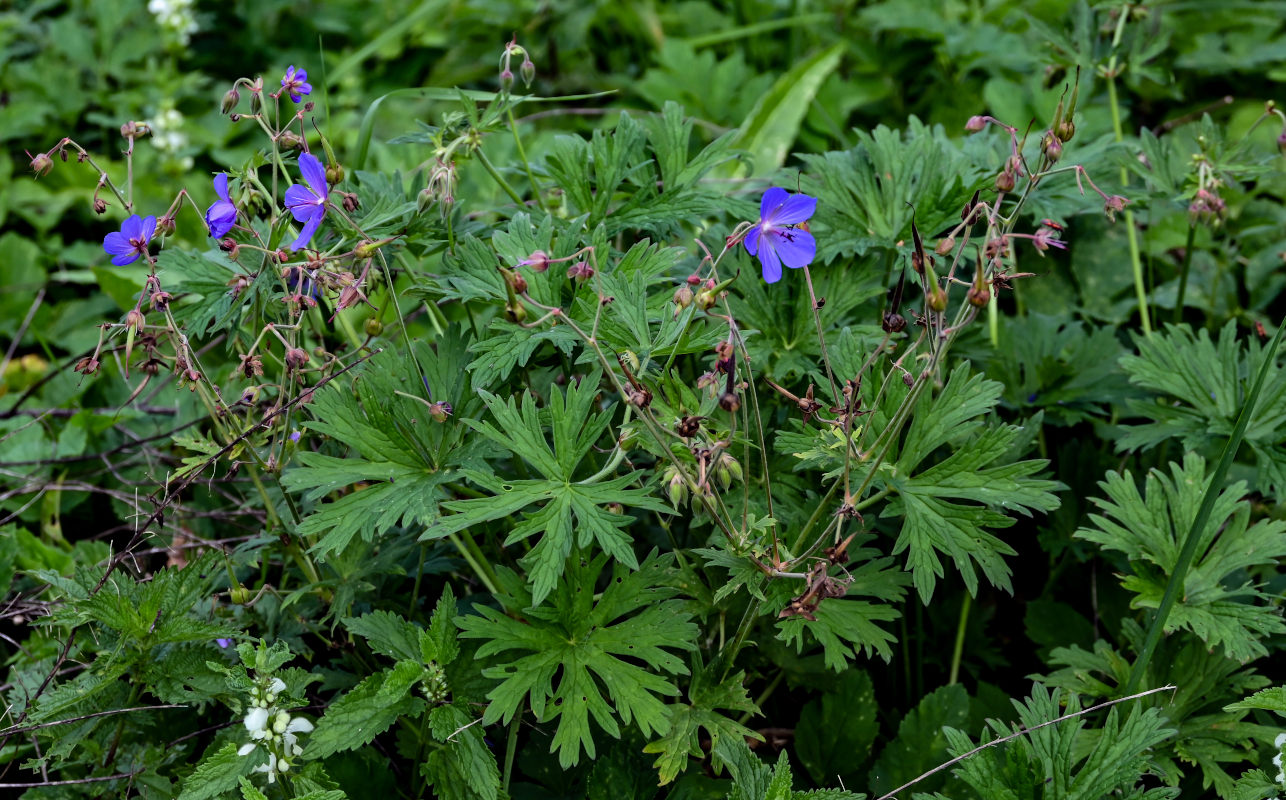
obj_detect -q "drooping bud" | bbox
[418,187,435,215]
[92,197,107,214]
[499,69,515,92]
[714,452,742,489]
[521,250,550,272]
[221,88,240,115]
[520,57,536,87]
[1277,125,1286,155]
[1103,194,1128,222]
[342,192,359,213]
[965,115,986,133]
[429,401,453,423]
[285,348,309,370]
[1041,131,1062,162]
[664,466,687,508]
[30,152,53,178]
[994,166,1016,193]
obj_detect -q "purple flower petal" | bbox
[760,187,789,220]
[744,224,762,256]
[770,194,816,225]
[298,153,328,196]
[772,228,816,269]
[120,214,144,241]
[758,241,783,284]
[140,215,157,242]
[288,209,324,251]
[205,200,237,238]
[103,231,133,256]
[213,173,230,202]
[284,184,320,222]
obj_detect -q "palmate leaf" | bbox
[881,364,1062,602]
[1117,322,1286,497]
[457,552,698,768]
[283,334,478,559]
[425,371,668,604]
[643,658,762,785]
[1076,452,1286,663]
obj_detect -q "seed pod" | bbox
[935,237,955,256]
[364,318,383,337]
[995,167,1016,193]
[967,284,991,307]
[718,391,741,413]
[221,88,240,114]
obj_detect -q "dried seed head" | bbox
[1103,194,1128,222]
[74,356,101,375]
[92,197,107,214]
[718,391,741,413]
[672,285,694,309]
[882,310,907,334]
[149,290,173,311]
[566,260,593,281]
[676,415,702,438]
[125,309,146,332]
[285,347,309,370]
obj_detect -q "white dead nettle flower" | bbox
[147,0,198,45]
[1274,731,1286,787]
[238,676,312,785]
[145,106,194,171]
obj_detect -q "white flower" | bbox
[237,742,258,756]
[1276,732,1286,748]
[252,751,278,784]
[243,707,269,737]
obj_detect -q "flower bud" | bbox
[714,452,742,489]
[92,197,107,214]
[1041,131,1062,162]
[672,285,694,308]
[520,57,536,87]
[418,187,435,215]
[927,284,948,313]
[278,131,304,151]
[664,466,687,508]
[1277,126,1286,155]
[364,318,383,337]
[965,115,986,133]
[429,401,453,423]
[499,69,515,92]
[994,167,1016,193]
[285,347,309,370]
[30,152,53,177]
[521,250,550,272]
[221,88,240,115]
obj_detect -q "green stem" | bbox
[502,711,521,794]
[1173,224,1196,324]
[948,592,971,685]
[1123,318,1284,693]
[475,147,525,206]
[507,107,545,210]
[1105,10,1151,337]
[448,532,499,595]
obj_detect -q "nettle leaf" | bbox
[1118,322,1286,496]
[1226,686,1286,717]
[422,702,501,800]
[1076,452,1286,662]
[643,658,762,785]
[931,686,1176,800]
[283,335,477,559]
[457,552,698,768]
[342,610,422,662]
[305,660,427,759]
[795,669,879,787]
[881,364,1061,602]
[426,371,668,604]
[869,684,970,798]
[177,742,252,800]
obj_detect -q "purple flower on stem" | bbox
[103,214,157,266]
[744,187,817,284]
[280,66,312,103]
[205,173,237,238]
[215,638,234,649]
[284,153,328,251]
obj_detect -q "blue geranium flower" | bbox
[102,214,157,266]
[284,153,328,251]
[744,187,817,283]
[280,66,312,103]
[205,173,237,238]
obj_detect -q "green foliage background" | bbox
[2,0,1286,798]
